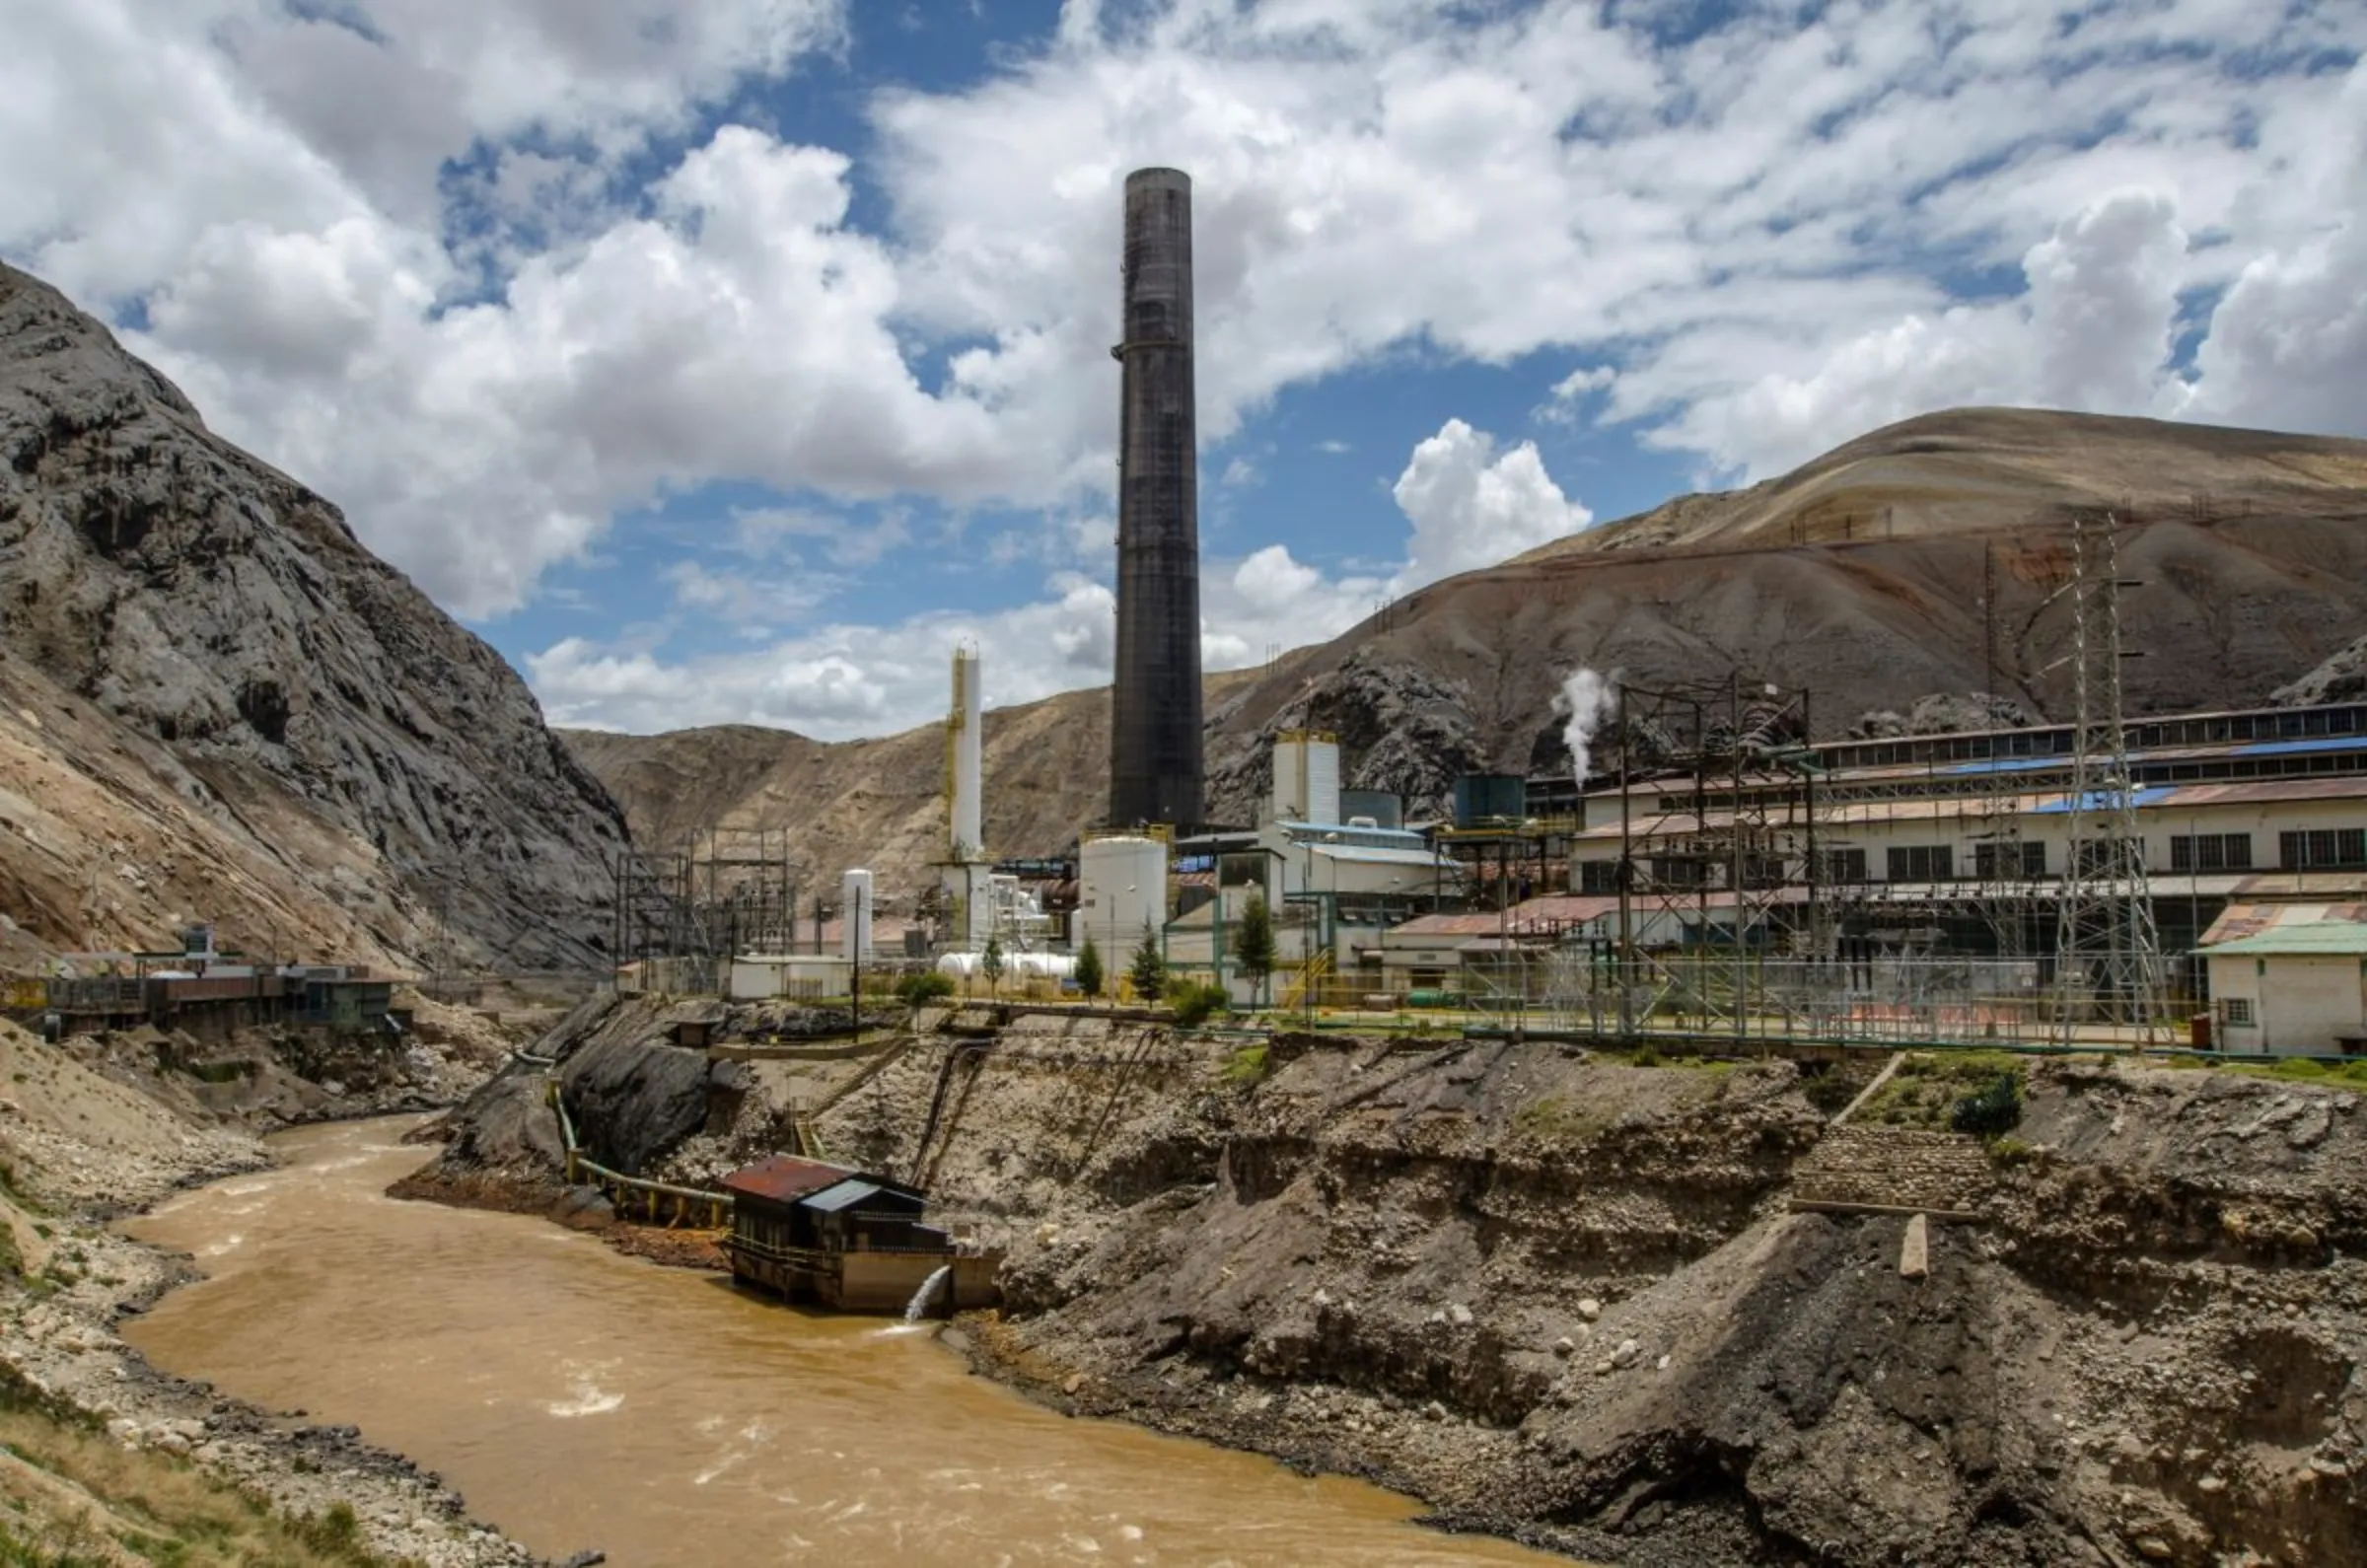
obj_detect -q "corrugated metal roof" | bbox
[800,1176,925,1213]
[1387,894,1620,939]
[1309,843,1460,870]
[1388,912,1506,937]
[801,1178,885,1212]
[1509,894,1622,923]
[721,1156,856,1203]
[2200,897,2367,945]
[2202,921,2367,957]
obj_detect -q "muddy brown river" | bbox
[123,1118,1567,1567]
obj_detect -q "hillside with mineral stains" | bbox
[570,407,2367,898]
[415,1005,2367,1568]
[0,261,627,970]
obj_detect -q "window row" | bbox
[1577,827,2367,885]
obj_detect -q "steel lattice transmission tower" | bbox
[2050,511,2171,1044]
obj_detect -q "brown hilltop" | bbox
[571,407,2367,902]
[1515,405,2367,561]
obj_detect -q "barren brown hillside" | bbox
[1513,406,2367,560]
[569,408,2367,905]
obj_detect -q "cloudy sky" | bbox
[6,1,2363,739]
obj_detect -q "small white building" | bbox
[2200,921,2367,1056]
[729,954,855,1002]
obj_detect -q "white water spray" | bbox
[1558,667,1619,787]
[903,1264,952,1322]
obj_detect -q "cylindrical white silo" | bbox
[840,868,874,961]
[1270,731,1341,825]
[950,647,984,860]
[1304,735,1340,827]
[1078,834,1168,962]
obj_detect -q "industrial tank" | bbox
[1077,834,1168,958]
[1340,789,1403,830]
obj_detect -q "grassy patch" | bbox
[1514,1095,1612,1144]
[2216,1056,2367,1089]
[1219,1043,1270,1086]
[0,1389,407,1568]
[1860,1052,2027,1131]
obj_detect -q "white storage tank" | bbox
[840,868,874,960]
[1077,834,1168,961]
[1271,731,1341,825]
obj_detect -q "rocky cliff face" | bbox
[0,262,626,968]
[411,1006,2367,1568]
[570,408,2367,902]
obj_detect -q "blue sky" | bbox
[5,0,2364,738]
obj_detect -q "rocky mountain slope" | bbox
[570,407,2367,900]
[0,262,626,970]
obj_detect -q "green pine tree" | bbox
[1127,920,1166,1002]
[980,932,1006,999]
[1075,934,1105,999]
[1236,895,1276,1007]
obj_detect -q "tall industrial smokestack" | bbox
[1109,167,1204,829]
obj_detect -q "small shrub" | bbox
[895,970,956,1006]
[1951,1071,2023,1137]
[288,1500,361,1552]
[1800,1068,1859,1116]
[1166,980,1228,1030]
[1222,1042,1270,1084]
[1628,1043,1664,1068]
[1987,1135,2037,1167]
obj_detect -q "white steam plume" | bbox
[1559,667,1619,787]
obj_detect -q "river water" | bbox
[122,1118,1564,1567]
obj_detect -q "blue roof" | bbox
[1279,820,1428,843]
[1942,755,2063,775]
[2028,786,2169,814]
[2233,736,2367,757]
[1308,843,1457,869]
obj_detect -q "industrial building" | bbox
[1565,698,2367,960]
[4,923,403,1040]
[721,1155,999,1315]
[2199,920,2367,1055]
[1158,732,1467,1002]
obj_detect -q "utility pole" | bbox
[2050,511,2169,1046]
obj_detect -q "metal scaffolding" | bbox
[2049,511,2172,1041]
[1610,674,1818,1040]
[610,828,808,995]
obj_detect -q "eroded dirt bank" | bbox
[415,1001,2367,1567]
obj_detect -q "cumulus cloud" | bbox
[126,127,1014,615]
[531,569,1117,739]
[1638,188,2195,476]
[1390,419,1593,588]
[7,0,2367,734]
